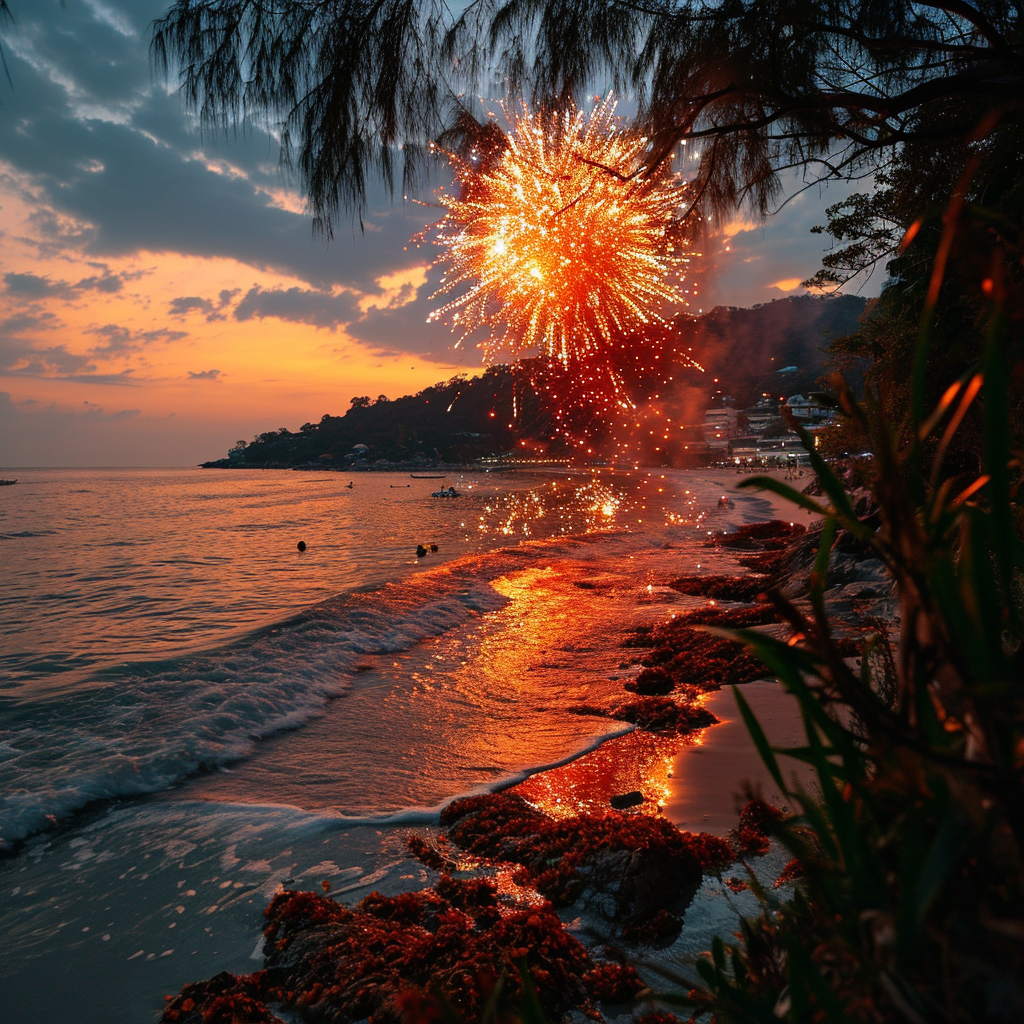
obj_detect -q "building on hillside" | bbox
[743,394,778,434]
[703,404,740,452]
[784,392,838,423]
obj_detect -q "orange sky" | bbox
[0,1,870,467]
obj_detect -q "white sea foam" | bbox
[0,573,517,848]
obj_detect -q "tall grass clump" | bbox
[681,206,1024,1023]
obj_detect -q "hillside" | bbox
[205,294,868,468]
[681,293,868,407]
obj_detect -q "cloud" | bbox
[357,265,430,314]
[3,272,70,297]
[81,399,141,420]
[0,342,97,377]
[769,277,805,292]
[233,285,361,329]
[345,261,476,363]
[705,171,879,307]
[75,272,123,293]
[3,269,123,297]
[0,311,62,335]
[169,295,216,317]
[169,290,241,321]
[0,331,145,383]
[85,323,188,357]
[187,368,223,380]
[3,269,123,298]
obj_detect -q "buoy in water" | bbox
[415,544,428,558]
[297,540,307,552]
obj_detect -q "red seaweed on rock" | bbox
[774,857,805,889]
[639,620,768,690]
[711,520,806,551]
[162,972,283,1024]
[582,961,647,1002]
[635,1011,682,1024]
[736,549,790,575]
[408,835,457,874]
[624,665,676,695]
[162,876,651,1024]
[440,793,732,943]
[668,574,770,602]
[622,604,776,650]
[653,605,779,631]
[257,883,595,1023]
[736,800,784,857]
[610,696,719,733]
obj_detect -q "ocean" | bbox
[0,466,783,1023]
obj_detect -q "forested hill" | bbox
[681,293,869,407]
[206,294,867,468]
[206,365,544,469]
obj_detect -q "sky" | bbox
[0,0,877,467]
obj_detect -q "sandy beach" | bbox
[158,466,863,1022]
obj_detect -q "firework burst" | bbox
[427,95,694,364]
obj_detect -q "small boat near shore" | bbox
[431,487,460,498]
[410,474,444,479]
[0,479,17,486]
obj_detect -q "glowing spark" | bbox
[428,95,692,364]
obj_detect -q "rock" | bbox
[625,666,675,696]
[438,793,731,940]
[668,573,769,601]
[161,972,284,1024]
[609,791,645,810]
[610,697,719,733]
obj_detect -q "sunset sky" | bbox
[0,0,875,467]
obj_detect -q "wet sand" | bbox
[511,467,823,837]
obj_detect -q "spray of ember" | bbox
[427,95,694,365]
[526,322,706,464]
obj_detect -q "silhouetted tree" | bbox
[152,1,1024,233]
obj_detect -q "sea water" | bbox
[0,466,779,1023]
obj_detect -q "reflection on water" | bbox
[512,723,711,820]
[0,467,704,691]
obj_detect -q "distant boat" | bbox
[432,487,460,498]
[410,474,444,479]
[0,479,16,486]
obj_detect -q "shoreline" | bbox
[160,468,880,1023]
[3,467,894,1024]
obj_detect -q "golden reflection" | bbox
[468,477,631,540]
[408,563,635,783]
[464,471,706,544]
[511,729,696,819]
[490,865,549,908]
